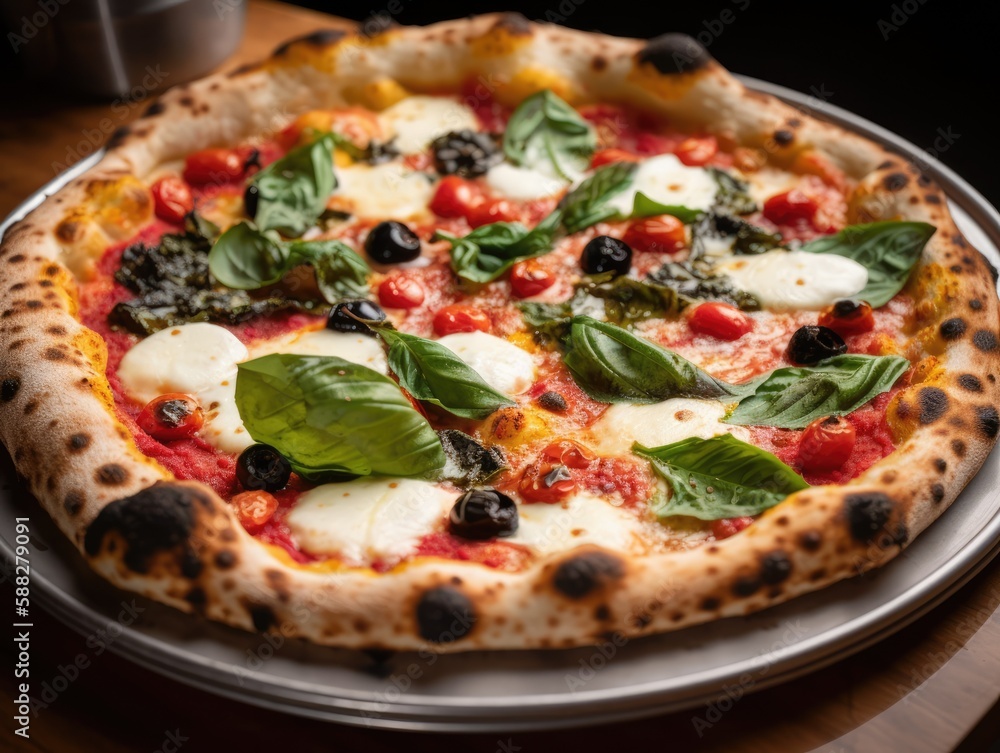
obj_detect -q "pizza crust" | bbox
[1,13,998,651]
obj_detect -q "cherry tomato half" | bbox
[378,274,425,309]
[232,490,278,529]
[518,441,595,503]
[509,259,555,298]
[433,304,491,336]
[762,189,819,225]
[590,148,641,169]
[429,176,483,219]
[468,197,519,228]
[675,135,718,167]
[151,176,193,225]
[137,393,204,442]
[798,415,856,472]
[182,148,245,185]
[711,516,754,540]
[688,302,754,341]
[623,214,687,254]
[818,299,875,337]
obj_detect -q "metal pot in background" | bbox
[3,0,247,98]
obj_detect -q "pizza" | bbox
[1,14,998,653]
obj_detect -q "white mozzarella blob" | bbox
[698,234,737,259]
[512,494,645,555]
[248,329,388,374]
[741,167,799,205]
[585,398,749,456]
[286,478,453,565]
[435,332,536,395]
[378,96,479,154]
[485,163,569,201]
[334,162,434,220]
[718,249,868,311]
[606,154,718,216]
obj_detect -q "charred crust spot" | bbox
[800,530,822,551]
[552,551,625,598]
[177,95,195,107]
[953,234,968,248]
[701,596,720,611]
[185,587,206,607]
[632,612,652,629]
[883,172,909,191]
[760,551,792,585]
[845,492,894,543]
[43,263,59,276]
[591,55,608,72]
[958,374,983,392]
[732,575,761,598]
[46,326,67,336]
[1,378,20,402]
[214,550,236,569]
[84,482,199,573]
[950,264,963,274]
[95,464,128,486]
[8,254,26,263]
[788,118,802,127]
[249,604,276,632]
[952,439,967,456]
[23,400,37,415]
[975,405,999,438]
[63,490,84,516]
[637,33,711,74]
[773,129,794,146]
[931,483,945,504]
[43,347,66,361]
[273,29,347,56]
[106,125,131,149]
[180,549,203,579]
[939,318,967,340]
[934,458,947,473]
[918,387,949,424]
[877,160,895,170]
[142,101,165,118]
[493,11,532,35]
[26,300,42,310]
[68,433,90,452]
[973,330,998,352]
[917,174,932,187]
[925,194,941,204]
[594,604,611,621]
[415,587,475,643]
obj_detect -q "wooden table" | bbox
[1,2,999,750]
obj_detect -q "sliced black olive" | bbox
[364,221,422,264]
[244,183,259,219]
[581,235,632,276]
[431,129,502,178]
[448,489,518,540]
[787,325,847,365]
[326,300,386,336]
[538,391,568,412]
[236,443,291,492]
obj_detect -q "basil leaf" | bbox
[709,168,757,216]
[647,260,760,310]
[439,210,562,284]
[561,162,638,234]
[563,316,730,403]
[636,434,808,520]
[251,135,336,237]
[503,90,596,179]
[377,329,516,419]
[629,192,703,224]
[518,300,573,349]
[236,354,445,480]
[287,239,371,302]
[725,353,909,429]
[208,222,289,289]
[802,221,936,307]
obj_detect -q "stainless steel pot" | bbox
[3,0,247,98]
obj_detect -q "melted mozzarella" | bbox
[606,154,718,216]
[718,249,868,310]
[249,329,388,374]
[377,96,479,154]
[334,162,434,220]
[585,398,749,456]
[741,167,799,205]
[512,494,646,555]
[435,332,536,395]
[286,477,453,565]
[485,163,568,201]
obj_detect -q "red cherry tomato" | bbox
[182,148,246,185]
[137,393,204,441]
[798,415,856,472]
[634,131,675,156]
[509,259,555,298]
[712,516,754,540]
[433,304,491,336]
[762,189,820,225]
[232,490,278,529]
[818,299,875,337]
[518,441,595,503]
[429,176,483,219]
[150,176,194,225]
[590,148,641,169]
[468,197,519,228]
[675,135,718,167]
[688,302,754,341]
[623,215,687,254]
[378,275,425,309]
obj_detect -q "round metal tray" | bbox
[1,79,999,733]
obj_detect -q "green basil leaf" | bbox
[629,192,703,224]
[802,221,936,307]
[709,168,757,216]
[251,135,336,237]
[378,329,516,419]
[208,222,289,289]
[561,162,638,234]
[635,434,808,520]
[647,260,760,310]
[725,353,910,429]
[236,353,445,480]
[563,316,730,403]
[439,210,562,284]
[517,300,573,349]
[503,90,596,179]
[287,239,371,302]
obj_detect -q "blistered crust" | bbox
[1,14,998,651]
